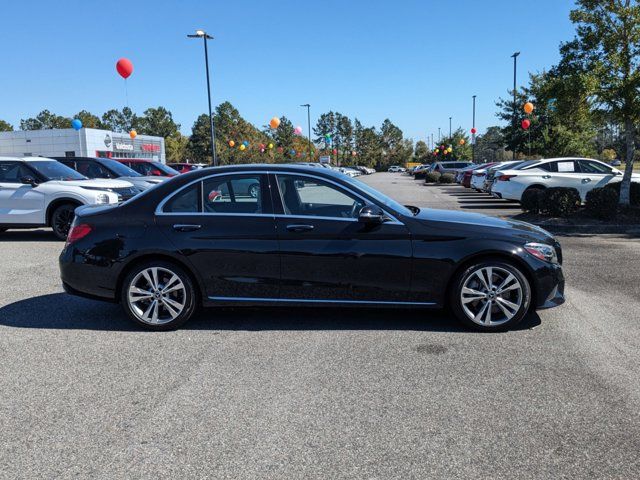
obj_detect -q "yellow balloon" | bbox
[447,147,453,153]
[524,102,534,114]
[268,143,274,149]
[239,144,246,151]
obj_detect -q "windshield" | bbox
[512,160,540,170]
[100,159,142,177]
[151,162,180,176]
[349,176,414,216]
[29,161,86,181]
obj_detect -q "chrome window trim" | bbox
[155,170,271,216]
[208,296,435,306]
[155,169,404,225]
[273,172,403,225]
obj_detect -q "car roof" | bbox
[0,156,56,162]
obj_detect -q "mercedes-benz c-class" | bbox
[59,165,565,331]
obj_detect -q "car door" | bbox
[155,173,280,300]
[0,161,45,225]
[545,160,584,191]
[577,160,618,198]
[271,173,412,303]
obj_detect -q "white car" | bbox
[0,156,138,239]
[492,157,640,202]
[388,166,405,172]
[339,167,361,177]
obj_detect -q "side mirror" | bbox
[20,176,38,187]
[358,205,384,224]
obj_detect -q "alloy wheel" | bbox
[460,266,523,327]
[53,206,75,238]
[128,267,186,325]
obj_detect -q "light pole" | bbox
[449,117,452,139]
[300,104,312,160]
[188,29,217,166]
[511,51,520,160]
[438,127,441,142]
[472,95,476,162]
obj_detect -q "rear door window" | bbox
[202,174,265,215]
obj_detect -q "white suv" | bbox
[0,156,139,239]
[492,157,639,202]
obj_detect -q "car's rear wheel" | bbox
[450,260,531,331]
[51,203,77,240]
[121,261,197,331]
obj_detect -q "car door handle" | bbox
[173,224,202,232]
[582,178,592,183]
[542,175,551,179]
[286,224,314,232]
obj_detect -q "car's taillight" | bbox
[497,175,517,181]
[66,224,92,245]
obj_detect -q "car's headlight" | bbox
[524,242,558,264]
[95,193,113,204]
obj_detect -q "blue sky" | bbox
[0,0,577,143]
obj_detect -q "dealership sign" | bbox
[115,143,134,151]
[142,144,161,152]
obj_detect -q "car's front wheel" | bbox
[51,203,77,240]
[450,260,531,331]
[121,261,197,330]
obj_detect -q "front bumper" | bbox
[534,262,565,309]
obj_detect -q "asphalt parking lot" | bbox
[1,172,639,479]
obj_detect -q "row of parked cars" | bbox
[0,156,379,240]
[451,158,639,202]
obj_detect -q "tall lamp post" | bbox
[449,117,452,139]
[472,95,476,162]
[188,29,217,166]
[511,51,520,160]
[300,104,312,160]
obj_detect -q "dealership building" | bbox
[0,128,166,162]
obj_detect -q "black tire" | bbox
[120,260,197,331]
[50,203,77,240]
[450,259,531,332]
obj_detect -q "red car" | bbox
[167,163,207,174]
[115,159,179,177]
[461,163,496,188]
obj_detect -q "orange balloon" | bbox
[524,102,534,114]
[229,140,235,147]
[129,130,137,139]
[459,139,465,145]
[269,117,280,129]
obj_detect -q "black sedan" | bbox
[59,164,565,331]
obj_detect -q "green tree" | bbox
[564,0,640,205]
[20,110,72,130]
[379,119,409,168]
[414,140,429,162]
[188,114,212,164]
[313,111,337,151]
[137,106,180,138]
[273,116,296,160]
[165,133,189,163]
[73,110,102,129]
[474,126,507,163]
[100,107,138,133]
[0,120,13,131]
[335,113,354,164]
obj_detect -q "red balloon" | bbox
[471,128,477,134]
[116,58,134,79]
[332,148,338,155]
[521,119,531,130]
